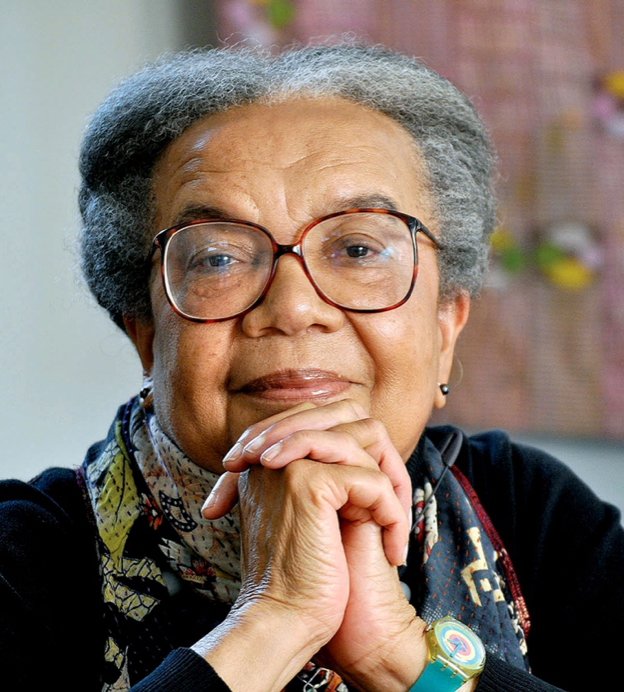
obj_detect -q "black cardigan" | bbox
[1,427,622,691]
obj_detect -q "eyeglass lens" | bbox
[163,212,417,320]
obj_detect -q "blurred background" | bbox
[1,0,622,513]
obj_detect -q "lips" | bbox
[237,368,352,401]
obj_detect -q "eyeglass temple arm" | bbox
[414,220,442,249]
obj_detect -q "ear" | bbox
[434,292,471,409]
[123,315,155,374]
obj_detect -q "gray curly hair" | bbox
[79,42,496,330]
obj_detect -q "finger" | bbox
[340,470,410,567]
[261,438,406,566]
[238,411,412,524]
[223,399,368,471]
[292,461,409,566]
[221,402,317,471]
[201,471,240,519]
[259,429,379,472]
[311,418,412,522]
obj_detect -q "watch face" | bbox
[433,618,486,672]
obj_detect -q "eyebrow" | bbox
[171,204,238,227]
[333,193,400,213]
[169,193,402,229]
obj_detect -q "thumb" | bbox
[201,471,240,519]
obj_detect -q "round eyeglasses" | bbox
[150,208,440,323]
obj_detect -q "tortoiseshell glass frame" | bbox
[150,207,440,323]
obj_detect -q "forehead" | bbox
[152,97,434,229]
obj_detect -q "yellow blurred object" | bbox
[544,258,594,290]
[490,228,517,252]
[604,71,624,99]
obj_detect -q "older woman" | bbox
[1,43,622,691]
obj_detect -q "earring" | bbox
[439,383,450,396]
[140,374,154,411]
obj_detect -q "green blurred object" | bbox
[267,0,296,28]
[500,246,527,274]
[490,227,526,274]
[535,242,566,270]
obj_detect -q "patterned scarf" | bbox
[81,397,529,690]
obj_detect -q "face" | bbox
[127,98,469,473]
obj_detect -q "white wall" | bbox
[0,1,186,480]
[513,435,623,517]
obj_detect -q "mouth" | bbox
[236,368,353,402]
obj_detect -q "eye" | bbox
[345,244,372,258]
[208,254,232,267]
[330,233,389,264]
[190,250,237,271]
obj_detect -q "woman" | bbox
[1,43,622,691]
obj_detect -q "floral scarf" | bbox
[81,397,529,690]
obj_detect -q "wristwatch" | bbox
[409,616,486,691]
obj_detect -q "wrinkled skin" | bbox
[126,98,471,691]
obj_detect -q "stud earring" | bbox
[439,383,450,396]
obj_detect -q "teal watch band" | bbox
[409,658,466,691]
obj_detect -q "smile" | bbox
[237,368,353,401]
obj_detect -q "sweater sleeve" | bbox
[457,430,624,691]
[131,648,231,691]
[0,469,233,691]
[0,469,104,689]
[477,655,564,691]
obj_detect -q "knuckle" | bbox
[241,422,262,443]
[282,457,309,481]
[345,399,368,418]
[334,429,355,447]
[290,428,314,444]
[280,429,315,452]
[377,471,394,493]
[365,417,387,439]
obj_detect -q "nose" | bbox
[240,254,345,337]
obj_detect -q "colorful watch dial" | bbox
[410,617,486,691]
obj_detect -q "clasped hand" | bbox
[202,400,425,688]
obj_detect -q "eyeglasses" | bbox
[151,208,440,323]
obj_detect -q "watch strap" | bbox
[409,658,466,691]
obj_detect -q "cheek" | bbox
[359,302,440,457]
[152,319,184,407]
[150,312,235,466]
[369,301,439,384]
[149,282,230,400]
[150,317,191,440]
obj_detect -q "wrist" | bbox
[192,597,327,692]
[339,615,429,692]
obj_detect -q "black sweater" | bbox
[1,428,622,691]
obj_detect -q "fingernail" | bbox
[243,433,267,455]
[201,492,216,514]
[222,442,243,466]
[260,441,283,464]
[402,543,409,566]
